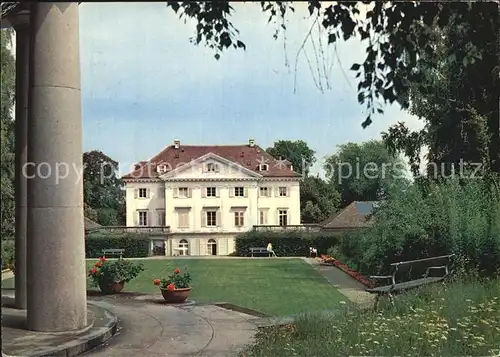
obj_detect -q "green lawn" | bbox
[3,259,346,316]
[86,258,346,316]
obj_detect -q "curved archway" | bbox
[207,238,217,256]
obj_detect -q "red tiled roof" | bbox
[122,143,301,179]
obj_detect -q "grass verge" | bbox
[240,277,500,356]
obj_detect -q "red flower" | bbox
[153,278,161,286]
[90,267,97,274]
[100,256,107,262]
[95,261,102,267]
[173,268,180,274]
[167,283,176,291]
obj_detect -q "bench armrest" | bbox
[424,265,449,278]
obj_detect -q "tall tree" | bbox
[382,5,499,177]
[300,175,340,223]
[266,140,316,176]
[0,29,15,240]
[324,140,405,206]
[83,150,125,226]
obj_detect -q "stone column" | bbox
[27,2,87,332]
[13,13,30,310]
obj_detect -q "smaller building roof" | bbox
[84,217,101,231]
[322,201,379,229]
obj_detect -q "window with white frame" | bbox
[206,211,217,226]
[138,188,147,198]
[278,209,288,226]
[206,187,217,197]
[156,209,165,226]
[234,211,244,227]
[234,187,244,197]
[279,186,287,197]
[259,209,268,225]
[178,187,189,198]
[259,187,269,197]
[138,211,148,226]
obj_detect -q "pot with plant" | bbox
[153,267,192,303]
[88,256,144,294]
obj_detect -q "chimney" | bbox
[173,139,180,149]
[249,138,255,147]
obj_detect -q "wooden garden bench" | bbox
[366,254,455,310]
[249,247,269,257]
[101,248,125,259]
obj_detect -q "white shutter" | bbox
[216,187,220,197]
[158,187,164,198]
[173,188,178,198]
[216,211,221,227]
[229,187,234,198]
[134,189,138,199]
[146,211,150,226]
[201,187,206,198]
[244,187,248,198]
[134,211,139,226]
[275,209,279,225]
[146,188,151,198]
[188,188,192,198]
[201,210,206,227]
[286,187,290,197]
[274,187,280,197]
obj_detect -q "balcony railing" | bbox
[252,224,322,232]
[85,226,171,234]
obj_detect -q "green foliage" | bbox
[240,278,500,357]
[167,3,497,129]
[0,29,15,241]
[383,5,499,176]
[83,150,125,226]
[87,257,144,286]
[300,176,340,223]
[338,178,500,276]
[235,230,341,257]
[324,140,407,206]
[266,140,316,176]
[155,267,192,289]
[1,239,14,270]
[85,232,150,258]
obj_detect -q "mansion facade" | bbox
[122,139,302,256]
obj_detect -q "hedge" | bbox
[1,240,15,270]
[235,230,341,257]
[85,232,150,258]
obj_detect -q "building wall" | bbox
[124,158,301,255]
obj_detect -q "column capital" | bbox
[11,10,30,31]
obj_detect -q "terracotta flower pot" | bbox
[160,287,191,303]
[99,280,125,294]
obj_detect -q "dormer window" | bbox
[259,164,269,171]
[157,164,167,174]
[206,163,219,172]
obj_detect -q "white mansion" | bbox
[122,139,302,256]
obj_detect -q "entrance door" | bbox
[207,239,217,256]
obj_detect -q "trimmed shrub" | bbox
[85,232,150,258]
[235,230,341,257]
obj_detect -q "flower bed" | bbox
[321,254,375,288]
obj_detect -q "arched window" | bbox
[178,239,189,256]
[207,238,217,256]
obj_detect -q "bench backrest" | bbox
[391,254,454,281]
[250,247,267,251]
[102,249,125,256]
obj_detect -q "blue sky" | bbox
[79,2,424,176]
